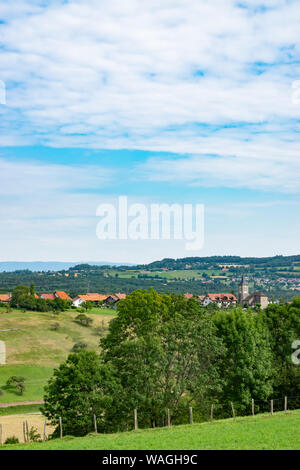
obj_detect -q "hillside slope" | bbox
[2,411,300,450]
[0,308,115,403]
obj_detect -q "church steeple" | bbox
[238,276,249,305]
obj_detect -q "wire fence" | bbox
[1,395,300,444]
[127,395,300,431]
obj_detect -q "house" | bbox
[40,293,56,300]
[201,293,237,308]
[238,277,269,309]
[103,293,126,308]
[0,294,12,303]
[54,291,71,301]
[72,293,109,308]
[40,291,71,301]
[184,293,194,300]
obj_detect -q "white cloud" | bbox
[0,157,113,196]
[0,0,299,194]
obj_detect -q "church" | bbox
[238,276,269,309]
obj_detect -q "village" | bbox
[0,277,270,310]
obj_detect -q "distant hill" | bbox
[143,255,300,270]
[0,261,134,272]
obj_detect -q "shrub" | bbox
[71,341,88,352]
[6,376,26,395]
[29,426,41,442]
[75,313,93,327]
[4,436,19,444]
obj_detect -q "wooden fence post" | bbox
[210,404,214,420]
[26,420,29,442]
[270,400,273,416]
[231,402,236,420]
[23,421,26,442]
[59,416,63,439]
[43,421,47,442]
[167,409,171,427]
[252,399,255,416]
[93,414,98,433]
[189,406,193,425]
[134,409,138,430]
[284,396,287,414]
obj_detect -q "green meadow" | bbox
[0,307,115,403]
[2,411,299,450]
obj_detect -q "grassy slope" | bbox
[0,307,115,403]
[2,412,300,450]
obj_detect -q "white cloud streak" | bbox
[0,0,299,193]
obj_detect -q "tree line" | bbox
[42,288,300,437]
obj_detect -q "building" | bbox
[0,294,11,303]
[40,293,56,300]
[238,277,269,309]
[184,293,194,300]
[54,291,71,301]
[201,293,237,308]
[73,293,109,308]
[238,276,249,304]
[103,293,127,308]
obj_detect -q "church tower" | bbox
[238,276,249,305]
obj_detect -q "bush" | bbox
[6,376,26,395]
[4,436,19,444]
[75,313,93,327]
[71,341,88,352]
[29,426,41,442]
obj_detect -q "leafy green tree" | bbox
[101,289,225,427]
[71,341,88,352]
[261,298,300,398]
[83,301,93,311]
[50,297,70,313]
[42,351,120,436]
[6,376,26,395]
[10,285,31,308]
[75,313,93,327]
[213,308,273,413]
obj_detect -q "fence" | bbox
[1,395,300,444]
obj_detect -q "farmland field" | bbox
[0,412,54,444]
[0,307,116,403]
[1,411,299,450]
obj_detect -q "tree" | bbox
[83,301,93,312]
[6,376,26,395]
[75,313,93,327]
[261,298,300,398]
[213,308,273,413]
[71,341,87,352]
[101,289,225,427]
[10,285,31,308]
[42,351,120,436]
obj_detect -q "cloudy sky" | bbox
[0,0,299,263]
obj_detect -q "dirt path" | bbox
[0,400,44,408]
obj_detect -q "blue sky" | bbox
[0,0,299,263]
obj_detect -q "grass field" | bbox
[1,411,299,450]
[0,307,115,403]
[0,412,54,444]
